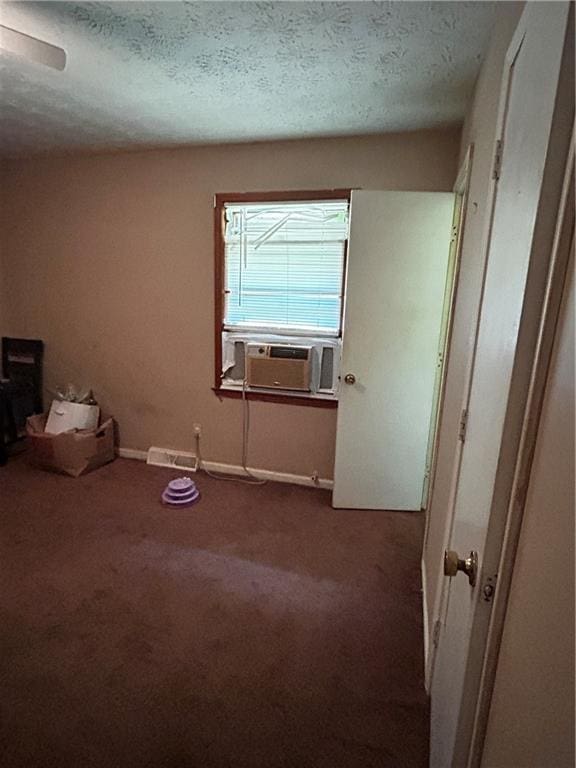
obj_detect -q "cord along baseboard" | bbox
[117,447,333,490]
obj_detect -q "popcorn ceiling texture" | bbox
[0,1,494,155]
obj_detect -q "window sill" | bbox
[212,386,338,408]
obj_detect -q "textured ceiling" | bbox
[0,1,495,156]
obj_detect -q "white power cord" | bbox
[196,379,267,485]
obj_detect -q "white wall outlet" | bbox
[193,423,202,436]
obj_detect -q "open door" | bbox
[429,4,572,766]
[333,190,454,510]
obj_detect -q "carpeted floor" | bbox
[0,456,428,768]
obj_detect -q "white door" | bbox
[333,191,454,510]
[429,4,571,766]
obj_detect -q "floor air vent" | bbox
[146,446,199,471]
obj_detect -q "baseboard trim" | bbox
[421,558,431,693]
[117,448,333,490]
[117,447,148,461]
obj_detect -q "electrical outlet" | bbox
[193,423,202,437]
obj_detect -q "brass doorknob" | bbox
[444,550,478,587]
[344,373,356,385]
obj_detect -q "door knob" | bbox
[344,373,356,385]
[444,550,478,587]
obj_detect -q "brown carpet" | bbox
[0,457,428,768]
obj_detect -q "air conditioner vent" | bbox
[226,340,246,381]
[269,346,309,360]
[319,346,334,390]
[246,344,313,391]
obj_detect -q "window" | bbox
[214,190,350,405]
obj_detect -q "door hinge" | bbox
[482,574,497,603]
[492,139,503,181]
[458,408,468,442]
[432,619,442,648]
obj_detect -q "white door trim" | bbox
[421,144,474,513]
[424,14,530,692]
[452,11,575,763]
[424,34,519,688]
[468,131,574,768]
[428,3,573,764]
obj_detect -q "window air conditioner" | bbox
[245,344,314,392]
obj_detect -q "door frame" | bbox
[421,145,473,515]
[426,13,526,692]
[447,9,575,763]
[426,2,574,763]
[466,133,574,767]
[423,16,531,692]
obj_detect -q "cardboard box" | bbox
[26,413,115,477]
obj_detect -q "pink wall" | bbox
[0,129,459,477]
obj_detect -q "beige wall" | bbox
[482,247,575,768]
[423,2,523,661]
[0,129,459,478]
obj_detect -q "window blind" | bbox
[223,200,349,336]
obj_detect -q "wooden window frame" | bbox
[214,189,351,408]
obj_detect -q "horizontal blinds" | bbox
[224,200,349,335]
